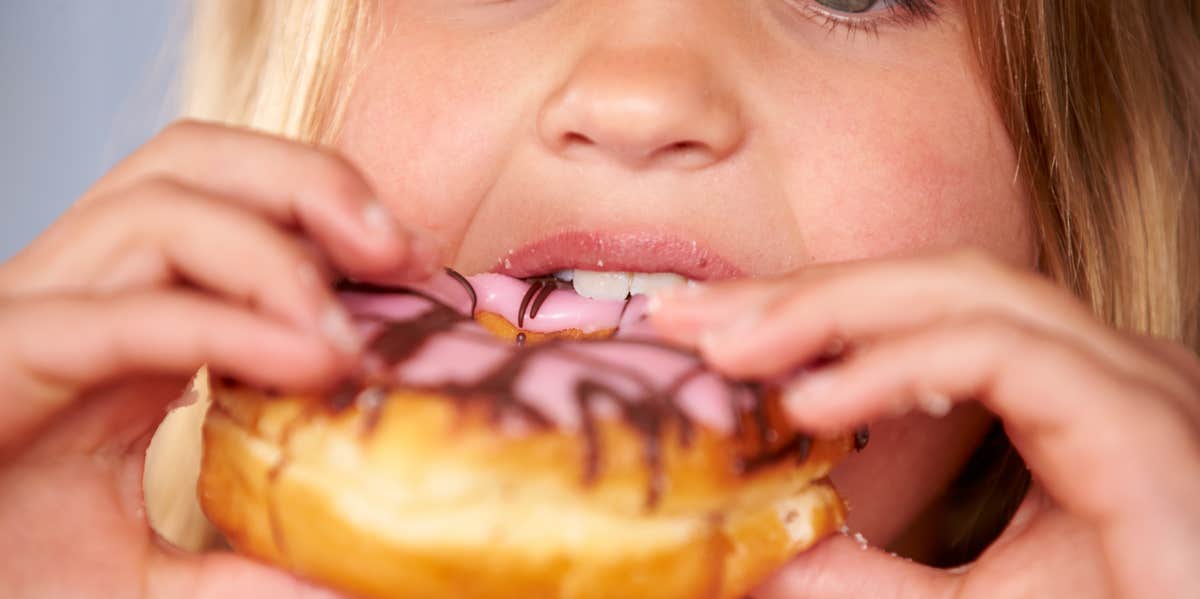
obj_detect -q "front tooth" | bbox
[629,272,688,296]
[571,270,633,301]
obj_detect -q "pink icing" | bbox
[469,273,630,334]
[338,271,737,435]
[345,272,637,334]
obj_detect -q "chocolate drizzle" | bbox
[332,273,845,508]
[530,279,558,319]
[854,426,870,451]
[444,267,477,314]
[515,276,568,327]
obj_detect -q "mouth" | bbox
[343,230,743,336]
[488,230,745,301]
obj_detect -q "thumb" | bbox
[751,534,962,599]
[0,291,343,451]
[150,550,352,599]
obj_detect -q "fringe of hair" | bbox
[182,0,371,144]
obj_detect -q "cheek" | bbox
[336,28,524,240]
[772,63,1034,266]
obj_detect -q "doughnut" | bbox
[197,270,862,599]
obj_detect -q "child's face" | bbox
[336,1,1036,546]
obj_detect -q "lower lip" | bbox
[491,231,745,280]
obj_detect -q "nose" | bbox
[538,46,745,170]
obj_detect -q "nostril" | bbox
[665,141,704,154]
[647,140,717,169]
[563,132,594,147]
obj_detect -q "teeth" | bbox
[629,272,688,295]
[570,270,633,301]
[566,270,691,300]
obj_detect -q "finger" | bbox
[964,507,1113,599]
[1137,337,1200,421]
[983,481,1045,551]
[64,179,361,340]
[119,120,441,277]
[648,278,781,337]
[0,291,348,447]
[781,315,1200,529]
[150,550,350,599]
[653,251,1176,389]
[752,534,959,599]
[57,120,436,285]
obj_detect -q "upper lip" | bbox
[488,230,745,281]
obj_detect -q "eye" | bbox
[797,0,941,35]
[813,0,882,13]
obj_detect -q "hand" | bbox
[0,120,438,597]
[652,249,1200,599]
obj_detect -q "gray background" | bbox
[1,1,182,260]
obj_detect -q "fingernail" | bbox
[645,286,686,314]
[362,201,399,236]
[645,292,663,315]
[321,305,363,354]
[655,281,709,306]
[917,390,953,418]
[675,281,710,300]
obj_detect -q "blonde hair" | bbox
[966,2,1200,347]
[183,1,1200,347]
[183,0,370,144]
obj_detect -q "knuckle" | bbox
[74,177,180,224]
[958,312,1059,369]
[1156,338,1200,368]
[115,177,195,212]
[959,311,1033,344]
[157,118,213,146]
[1121,386,1200,452]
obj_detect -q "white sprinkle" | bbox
[918,390,953,418]
[597,259,604,267]
[504,258,512,269]
[507,248,514,255]
[853,532,869,550]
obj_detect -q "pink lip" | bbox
[490,231,745,281]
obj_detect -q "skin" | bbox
[0,1,1195,597]
[338,0,1028,549]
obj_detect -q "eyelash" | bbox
[796,0,941,37]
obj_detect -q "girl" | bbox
[1,1,1197,597]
